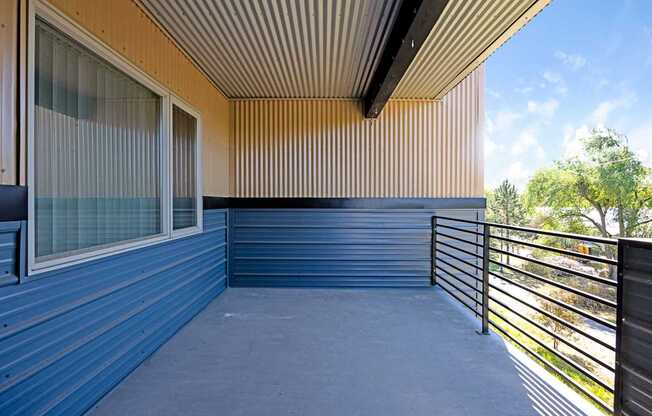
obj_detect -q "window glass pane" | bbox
[172,105,197,230]
[34,18,162,263]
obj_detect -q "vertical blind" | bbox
[34,18,163,262]
[172,105,197,230]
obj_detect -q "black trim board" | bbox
[0,191,484,223]
[363,0,449,118]
[0,185,27,221]
[203,197,485,210]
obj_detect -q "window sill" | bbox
[27,227,204,278]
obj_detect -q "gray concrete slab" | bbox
[88,288,598,416]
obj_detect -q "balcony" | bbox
[87,287,599,416]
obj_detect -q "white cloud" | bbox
[541,71,568,96]
[590,93,636,125]
[562,125,591,158]
[554,51,587,70]
[543,71,562,84]
[628,121,652,162]
[485,136,499,159]
[492,110,522,132]
[511,129,545,159]
[505,161,531,189]
[527,98,559,119]
[484,113,506,159]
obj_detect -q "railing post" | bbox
[480,223,490,334]
[431,216,437,286]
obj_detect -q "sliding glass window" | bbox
[33,18,164,264]
[172,105,198,231]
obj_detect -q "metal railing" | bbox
[432,215,618,414]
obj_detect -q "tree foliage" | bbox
[487,180,527,265]
[526,128,652,238]
[487,179,527,225]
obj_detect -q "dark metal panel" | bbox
[0,209,228,416]
[229,207,481,287]
[203,197,486,210]
[0,185,27,221]
[615,239,652,416]
[363,0,449,118]
[0,220,24,287]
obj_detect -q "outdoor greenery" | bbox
[480,127,649,413]
[534,289,582,351]
[526,128,652,239]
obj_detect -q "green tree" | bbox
[486,180,527,264]
[526,128,652,239]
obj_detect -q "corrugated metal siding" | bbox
[138,0,400,99]
[233,68,484,198]
[32,0,230,196]
[0,221,25,287]
[616,240,652,416]
[229,208,481,287]
[0,209,227,416]
[393,0,550,99]
[0,0,18,185]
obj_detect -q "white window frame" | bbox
[170,96,203,238]
[27,0,203,275]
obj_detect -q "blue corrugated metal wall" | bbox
[229,208,482,287]
[0,209,227,416]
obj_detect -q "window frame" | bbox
[170,97,203,238]
[26,0,202,275]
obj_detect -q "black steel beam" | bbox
[363,0,448,118]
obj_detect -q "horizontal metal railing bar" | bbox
[436,275,481,314]
[434,215,617,245]
[436,259,483,294]
[490,234,617,265]
[489,270,617,330]
[433,215,619,415]
[489,295,615,372]
[490,246,618,287]
[434,216,488,226]
[435,270,483,301]
[436,231,484,249]
[489,283,615,351]
[489,321,614,414]
[437,250,483,271]
[436,223,484,237]
[437,256,483,284]
[435,239,482,260]
[489,257,617,308]
[489,308,614,392]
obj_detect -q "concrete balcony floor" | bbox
[88,287,600,416]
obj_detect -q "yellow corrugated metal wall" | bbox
[0,0,18,185]
[34,0,231,195]
[233,68,484,198]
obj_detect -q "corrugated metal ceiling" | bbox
[138,0,401,99]
[394,0,550,99]
[138,0,548,100]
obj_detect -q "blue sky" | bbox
[485,0,652,190]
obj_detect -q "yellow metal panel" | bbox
[40,0,231,196]
[393,0,550,99]
[233,68,484,198]
[0,0,18,185]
